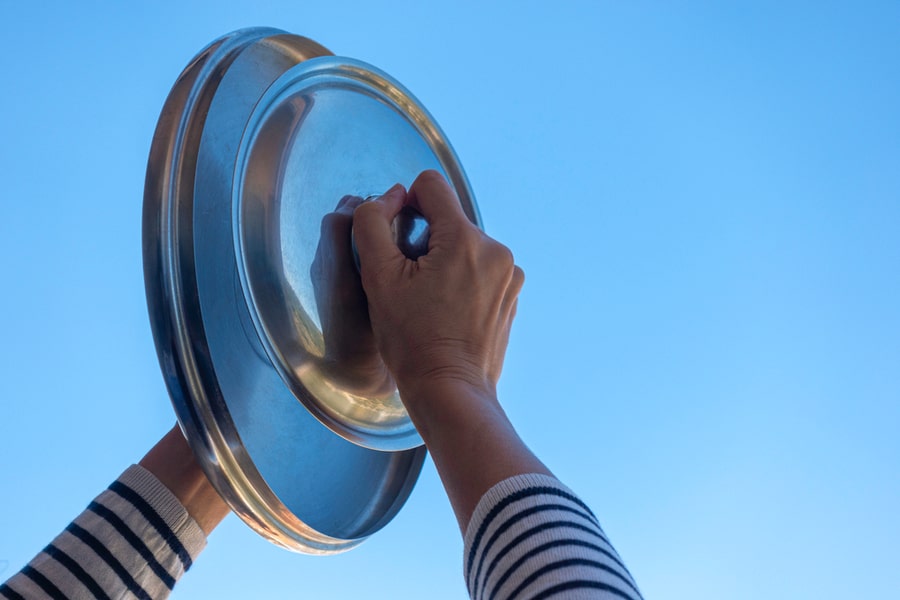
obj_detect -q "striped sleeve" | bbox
[1,465,207,600]
[463,474,643,600]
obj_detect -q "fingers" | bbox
[321,196,361,239]
[352,183,407,272]
[336,194,365,216]
[407,170,468,225]
[318,196,364,267]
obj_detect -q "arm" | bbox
[1,426,228,600]
[353,172,550,531]
[138,424,230,536]
[354,171,643,600]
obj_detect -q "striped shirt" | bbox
[464,474,642,600]
[1,465,206,600]
[2,470,640,599]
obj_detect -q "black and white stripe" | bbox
[1,465,206,600]
[464,474,642,600]
[2,468,640,599]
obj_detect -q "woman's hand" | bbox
[353,171,548,532]
[352,171,524,404]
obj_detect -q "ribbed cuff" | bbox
[117,464,207,561]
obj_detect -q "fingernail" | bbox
[384,182,405,196]
[338,194,362,208]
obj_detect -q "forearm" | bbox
[138,425,230,536]
[406,382,644,599]
[401,380,552,532]
[354,173,642,597]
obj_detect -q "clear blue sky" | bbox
[1,2,898,599]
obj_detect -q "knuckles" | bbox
[511,265,526,291]
[412,169,446,188]
[454,226,523,292]
[481,237,517,275]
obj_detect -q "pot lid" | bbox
[142,28,479,553]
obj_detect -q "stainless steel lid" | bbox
[142,28,480,553]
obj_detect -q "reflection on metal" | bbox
[142,28,479,553]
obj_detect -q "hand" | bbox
[354,172,545,532]
[310,195,393,396]
[352,171,525,404]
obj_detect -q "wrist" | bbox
[140,425,230,536]
[397,378,504,440]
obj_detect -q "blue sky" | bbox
[1,2,898,598]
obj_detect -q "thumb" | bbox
[352,184,407,274]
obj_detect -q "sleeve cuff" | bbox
[117,464,208,562]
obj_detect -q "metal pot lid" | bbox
[143,28,479,553]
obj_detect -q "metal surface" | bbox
[142,28,479,552]
[233,57,472,450]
